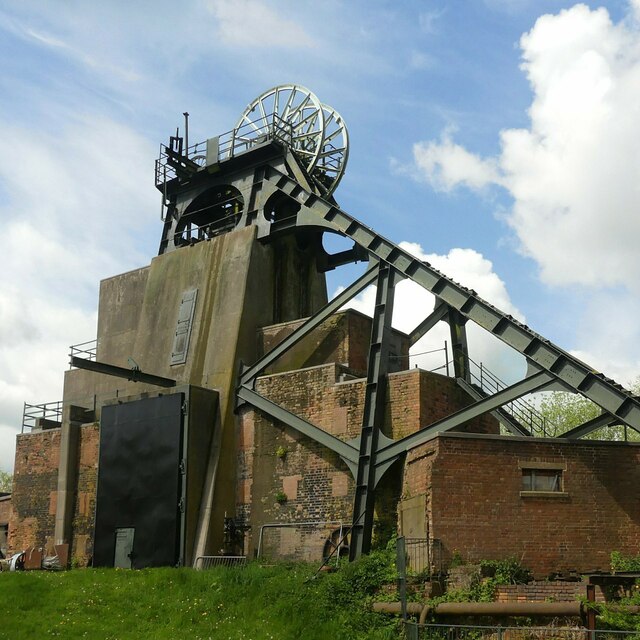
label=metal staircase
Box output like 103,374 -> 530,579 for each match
463,357 -> 552,437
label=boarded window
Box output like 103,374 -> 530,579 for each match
521,468 -> 562,492
171,289 -> 198,365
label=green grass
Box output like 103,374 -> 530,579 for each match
0,556 -> 400,639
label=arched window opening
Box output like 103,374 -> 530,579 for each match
175,186 -> 244,246
264,192 -> 301,225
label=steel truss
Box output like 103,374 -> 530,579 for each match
236,163 -> 640,560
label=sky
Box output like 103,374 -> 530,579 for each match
1,0 -> 640,472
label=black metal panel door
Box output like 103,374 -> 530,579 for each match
93,394 -> 184,568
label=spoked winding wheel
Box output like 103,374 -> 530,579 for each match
236,85 -> 349,198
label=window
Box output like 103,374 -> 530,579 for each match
519,461 -> 567,497
521,468 -> 562,492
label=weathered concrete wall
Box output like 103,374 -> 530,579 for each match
21,225 -> 329,559
62,228 -> 275,417
404,433 -> 640,577
97,267 -> 150,365
270,234 -> 328,323
63,227 -> 327,414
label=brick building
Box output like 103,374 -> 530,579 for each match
9,302 -> 640,577
7,99 -> 640,577
236,313 -> 640,576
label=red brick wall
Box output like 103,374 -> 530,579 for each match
237,364 -> 354,559
418,433 -> 640,577
496,581 -> 606,603
8,429 -> 61,553
0,497 -> 11,524
257,310 -> 410,378
70,423 -> 99,566
237,364 -> 498,559
8,425 -> 100,563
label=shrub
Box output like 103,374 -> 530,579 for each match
611,551 -> 640,572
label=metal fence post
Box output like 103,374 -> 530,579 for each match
396,536 -> 407,622
587,583 -> 596,640
405,621 -> 419,640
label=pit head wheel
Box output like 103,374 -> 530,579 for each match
236,85 -> 349,197
313,103 -> 349,197
235,84 -> 324,172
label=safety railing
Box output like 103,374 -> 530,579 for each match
22,400 -> 63,433
467,357 -> 552,437
405,623 -> 640,640
218,112 -> 294,160
69,339 -> 97,364
257,521 -> 347,566
401,342 -> 550,436
20,386 -> 158,433
155,113 -> 294,188
171,210 -> 242,246
392,344 -> 450,376
194,555 -> 247,570
405,538 -> 444,576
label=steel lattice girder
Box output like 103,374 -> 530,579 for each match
257,165 -> 640,431
239,263 -> 379,388
457,378 -> 532,437
349,263 -> 398,559
234,162 -> 640,561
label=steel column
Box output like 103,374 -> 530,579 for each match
349,263 -> 398,561
409,302 -> 448,346
447,308 -> 470,382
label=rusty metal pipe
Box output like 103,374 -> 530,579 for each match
434,602 -> 583,617
373,601 -> 582,617
374,601 -> 640,619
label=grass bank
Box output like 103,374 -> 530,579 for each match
0,552 -> 400,639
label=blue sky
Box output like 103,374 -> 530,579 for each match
1,0 -> 640,471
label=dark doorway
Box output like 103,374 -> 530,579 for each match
93,394 -> 184,568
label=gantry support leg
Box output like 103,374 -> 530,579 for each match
448,308 -> 470,382
349,262 -> 398,561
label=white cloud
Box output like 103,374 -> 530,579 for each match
413,130 -> 501,191
0,115 -> 157,472
568,289 -> 640,386
411,3 -> 640,291
337,242 -> 526,384
207,0 -> 316,49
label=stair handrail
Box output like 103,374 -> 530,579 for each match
466,357 -> 554,437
